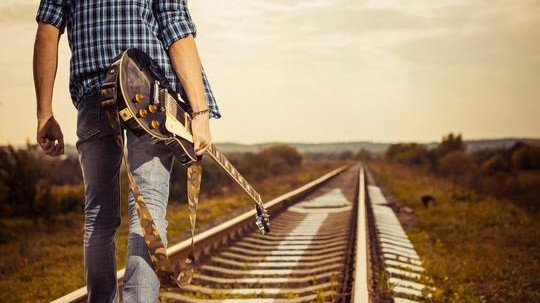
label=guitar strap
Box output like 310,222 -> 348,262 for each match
100,59 -> 200,287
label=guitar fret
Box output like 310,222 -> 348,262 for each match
207,144 -> 262,206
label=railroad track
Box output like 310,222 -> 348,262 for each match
52,164 -> 431,303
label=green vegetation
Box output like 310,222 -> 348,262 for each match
369,161 -> 540,302
384,133 -> 540,211
0,143 -> 342,302
0,144 -> 83,224
369,133 -> 540,301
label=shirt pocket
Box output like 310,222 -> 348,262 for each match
76,91 -> 101,141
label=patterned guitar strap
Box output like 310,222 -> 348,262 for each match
100,59 -> 201,288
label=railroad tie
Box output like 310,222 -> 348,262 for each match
160,168 -> 359,303
367,184 -> 435,302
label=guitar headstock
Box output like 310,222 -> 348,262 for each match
255,205 -> 271,234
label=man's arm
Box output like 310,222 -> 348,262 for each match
33,22 -> 64,156
168,35 -> 211,155
153,0 -> 212,155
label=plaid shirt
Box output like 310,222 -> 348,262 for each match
36,0 -> 220,118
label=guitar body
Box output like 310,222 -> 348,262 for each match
116,49 -> 198,166
110,48 -> 270,233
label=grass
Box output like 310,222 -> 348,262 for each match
369,161 -> 540,303
0,160 -> 342,303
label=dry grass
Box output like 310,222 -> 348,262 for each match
369,161 -> 540,303
0,160 -> 342,302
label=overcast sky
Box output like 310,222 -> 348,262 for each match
0,0 -> 539,146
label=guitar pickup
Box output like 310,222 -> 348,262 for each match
152,80 -> 160,106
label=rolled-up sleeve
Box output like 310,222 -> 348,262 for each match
154,0 -> 197,50
36,0 -> 67,33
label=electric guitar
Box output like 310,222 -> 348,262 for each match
112,48 -> 270,234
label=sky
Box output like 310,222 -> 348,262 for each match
0,0 -> 539,146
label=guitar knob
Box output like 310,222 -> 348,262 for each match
134,93 -> 145,103
148,104 -> 157,113
150,120 -> 160,129
138,109 -> 148,118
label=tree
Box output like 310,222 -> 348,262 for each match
355,148 -> 372,161
259,145 -> 302,176
338,151 -> 353,160
386,143 -> 429,166
437,150 -> 474,189
436,133 -> 465,158
510,142 -> 540,170
481,153 -> 510,174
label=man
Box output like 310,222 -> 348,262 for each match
33,1 -> 220,302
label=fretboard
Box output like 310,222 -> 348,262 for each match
206,144 -> 263,204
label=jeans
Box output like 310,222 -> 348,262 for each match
75,90 -> 173,302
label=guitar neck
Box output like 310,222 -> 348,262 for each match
206,144 -> 262,205
164,94 -> 262,205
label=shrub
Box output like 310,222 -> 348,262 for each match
511,142 -> 540,170
0,144 -> 53,221
259,145 -> 303,176
169,145 -> 304,202
50,185 -> 85,213
386,143 -> 429,166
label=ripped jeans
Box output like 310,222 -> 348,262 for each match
75,90 -> 173,302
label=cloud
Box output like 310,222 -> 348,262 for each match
1,0 -> 539,145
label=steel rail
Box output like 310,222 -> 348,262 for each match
50,165 -> 349,303
352,167 -> 371,302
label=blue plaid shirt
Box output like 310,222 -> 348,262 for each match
36,0 -> 220,118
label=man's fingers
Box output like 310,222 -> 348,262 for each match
194,139 -> 210,155
51,141 -> 63,156
195,146 -> 208,156
39,139 -> 54,153
58,136 -> 65,154
42,139 -> 53,149
40,138 -> 65,156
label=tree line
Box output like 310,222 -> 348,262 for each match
384,133 -> 540,210
0,143 -> 304,222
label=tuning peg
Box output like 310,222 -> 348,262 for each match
148,104 -> 157,113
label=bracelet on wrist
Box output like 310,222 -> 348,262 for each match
191,108 -> 210,118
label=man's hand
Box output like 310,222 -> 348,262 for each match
37,115 -> 64,157
192,114 -> 211,155
34,23 -> 63,156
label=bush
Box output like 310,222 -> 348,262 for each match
169,145 -> 304,202
259,145 -> 302,176
437,150 -> 475,178
481,153 -> 511,174
381,135 -> 540,211
50,185 -> 85,213
386,143 -> 429,166
0,144 -> 53,221
435,133 -> 465,158
511,142 -> 540,170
